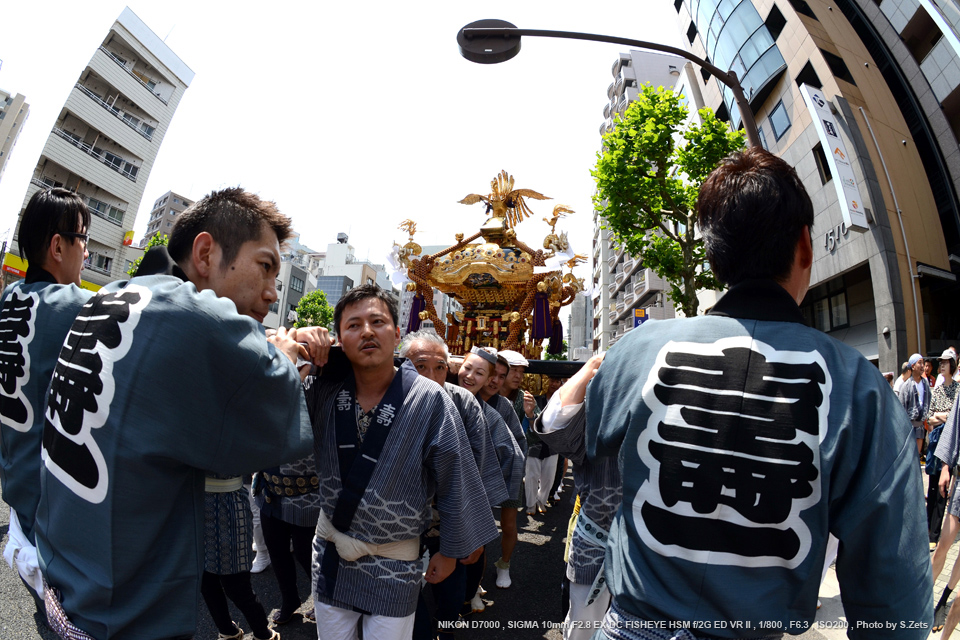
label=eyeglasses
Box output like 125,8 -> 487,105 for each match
61,232 -> 89,246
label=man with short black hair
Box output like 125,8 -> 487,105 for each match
894,361 -> 912,394
585,148 -> 930,637
1,188 -> 93,616
35,187 -> 331,640
305,285 -> 496,640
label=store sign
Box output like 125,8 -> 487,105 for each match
799,84 -> 869,231
634,308 -> 649,327
2,253 -> 27,278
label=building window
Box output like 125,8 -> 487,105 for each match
801,279 -> 849,332
795,60 -> 822,89
173,198 -> 179,204
366,278 -> 374,286
765,4 -> 787,41
787,0 -> 817,19
757,125 -> 769,150
819,49 -> 856,85
687,22 -> 698,44
813,143 -> 832,185
290,276 -> 305,293
769,100 -> 791,140
674,0 -> 683,12
269,301 -> 279,313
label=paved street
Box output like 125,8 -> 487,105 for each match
0,470 -> 945,639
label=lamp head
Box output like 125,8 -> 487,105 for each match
457,19 -> 521,64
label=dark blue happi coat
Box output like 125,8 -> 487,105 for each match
35,273 -> 314,640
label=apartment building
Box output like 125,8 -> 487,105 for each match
142,190 -> 193,245
672,0 -> 960,370
0,89 -> 28,185
6,7 -> 193,289
593,51 -> 705,353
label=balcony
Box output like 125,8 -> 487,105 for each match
623,257 -> 635,273
607,282 -> 616,296
624,290 -> 635,306
616,300 -> 625,314
615,271 -> 624,286
52,127 -> 139,182
84,262 -> 111,276
634,271 -> 647,293
99,47 -> 168,105
607,253 -> 617,270
75,83 -> 153,141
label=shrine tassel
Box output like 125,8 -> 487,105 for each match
407,293 -> 425,333
531,292 -> 552,340
548,317 -> 564,355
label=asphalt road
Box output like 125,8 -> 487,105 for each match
0,473 -> 847,640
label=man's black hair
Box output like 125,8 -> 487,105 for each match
17,188 -> 90,267
333,284 -> 399,336
168,187 -> 292,269
697,147 -> 814,287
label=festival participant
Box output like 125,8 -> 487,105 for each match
0,188 -> 93,615
532,355 -> 622,640
35,187 -> 332,640
480,354 -> 527,589
255,452 -> 321,626
401,331 -> 507,640
304,285 -> 497,640
585,148 -> 930,638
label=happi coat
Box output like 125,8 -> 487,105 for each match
306,361 -> 498,618
35,264 -> 314,640
586,279 -> 931,639
445,382 -> 510,507
0,269 -> 93,543
533,402 -> 622,586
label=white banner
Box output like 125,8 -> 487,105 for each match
799,84 -> 869,231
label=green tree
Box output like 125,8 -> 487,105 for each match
592,84 -> 745,317
294,289 -> 334,330
126,233 -> 168,276
544,339 -> 568,361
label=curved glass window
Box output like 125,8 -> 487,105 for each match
692,0 -> 786,129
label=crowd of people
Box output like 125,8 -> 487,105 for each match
0,145 -> 945,640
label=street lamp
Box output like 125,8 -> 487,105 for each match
456,19 -> 761,149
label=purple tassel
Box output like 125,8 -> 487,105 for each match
531,292 -> 551,339
548,318 -> 564,355
407,293 -> 425,333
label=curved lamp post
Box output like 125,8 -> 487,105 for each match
457,19 -> 761,149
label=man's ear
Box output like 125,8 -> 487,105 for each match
796,225 -> 813,270
48,234 -> 66,267
191,232 -> 217,279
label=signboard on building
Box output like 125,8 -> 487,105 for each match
634,308 -> 649,327
798,84 -> 869,231
123,230 -> 135,246
2,253 -> 27,278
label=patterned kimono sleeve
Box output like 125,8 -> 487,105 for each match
532,405 -> 587,466
429,392 -> 500,558
831,366 -> 932,638
934,393 -> 960,468
449,386 -> 509,507
495,395 -> 528,460
483,404 -> 524,500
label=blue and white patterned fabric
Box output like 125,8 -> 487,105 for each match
306,361 -> 498,617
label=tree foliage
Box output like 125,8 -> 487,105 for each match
126,233 -> 169,276
592,84 -> 745,316
544,339 -> 568,361
294,289 -> 334,330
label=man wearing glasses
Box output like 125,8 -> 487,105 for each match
0,188 -> 93,618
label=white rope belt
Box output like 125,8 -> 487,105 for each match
316,509 -> 420,562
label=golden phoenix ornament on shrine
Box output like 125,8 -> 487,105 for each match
397,171 -> 586,358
